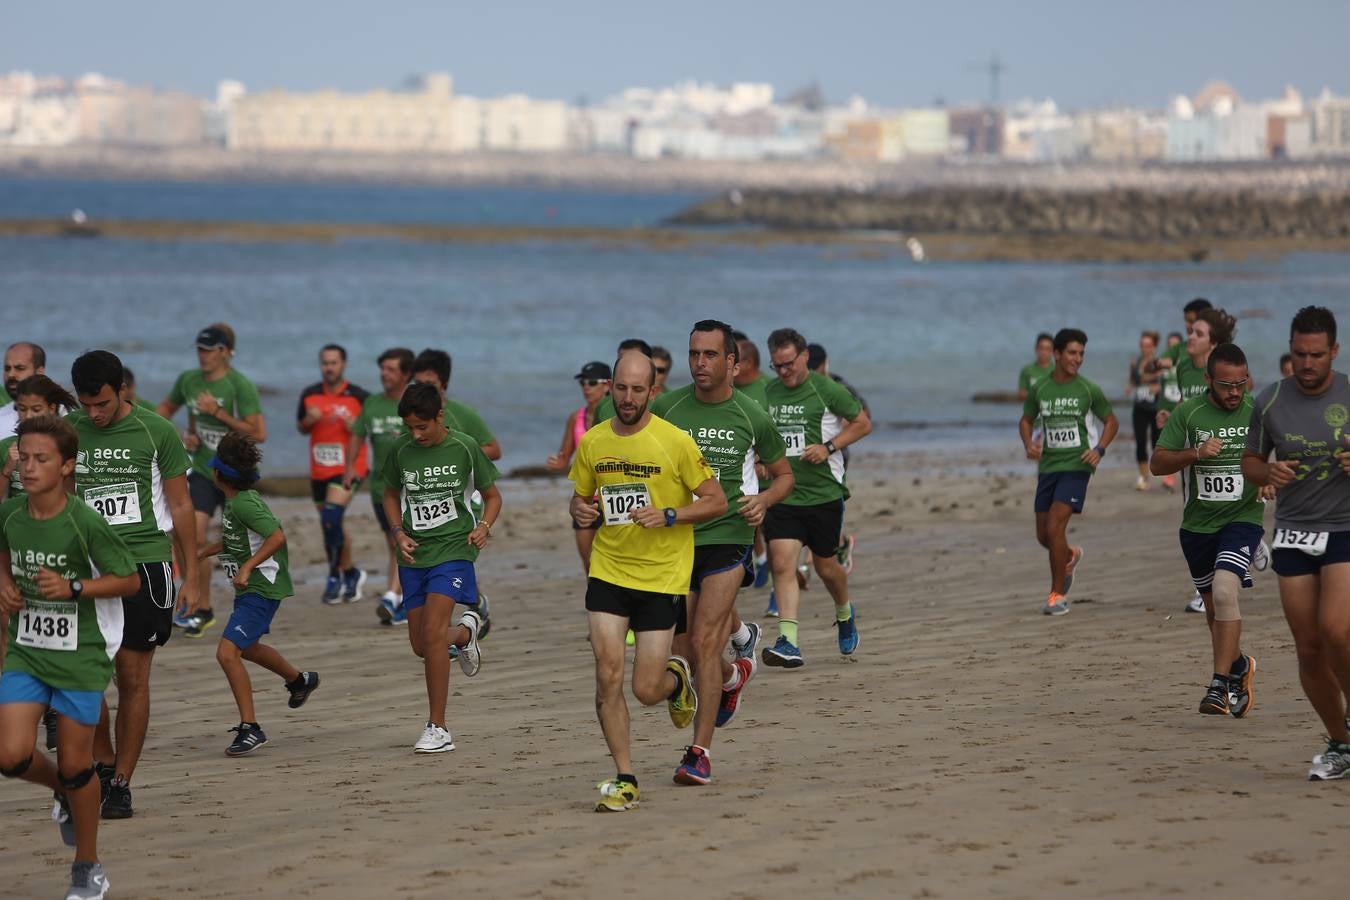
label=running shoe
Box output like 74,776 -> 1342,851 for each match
1253,541 -> 1271,573
595,776 -> 639,812
753,557 -> 769,589
475,591 -> 491,640
765,591 -> 779,618
101,777 -> 133,820
448,645 -> 460,661
673,745 -> 712,786
225,723 -> 267,757
53,792 -> 75,846
172,606 -> 192,629
43,707 -> 58,752
413,722 -> 455,753
1134,475 -> 1149,491
1163,473 -> 1176,492
456,610 -> 482,677
1228,654 -> 1256,718
1062,546 -> 1084,596
626,628 -> 635,647
796,563 -> 811,590
1309,741 -> 1350,780
1184,592 -> 1206,614
341,568 -> 366,603
1198,677 -> 1230,715
183,608 -> 216,638
321,575 -> 343,605
287,671 -> 320,709
762,635 -> 804,668
65,861 -> 110,900
377,595 -> 399,625
717,657 -> 757,727
837,534 -> 856,575
96,762 -> 112,805
1043,593 -> 1070,616
1313,721 -> 1350,763
731,622 -> 761,661
836,609 -> 860,655
666,656 -> 697,728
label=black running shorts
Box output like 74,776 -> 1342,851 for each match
121,561 -> 176,651
585,578 -> 680,632
763,500 -> 844,559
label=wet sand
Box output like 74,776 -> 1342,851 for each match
1,448 -> 1343,898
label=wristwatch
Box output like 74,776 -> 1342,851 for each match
824,439 -> 838,454
1093,445 -> 1107,457
69,579 -> 84,600
663,507 -> 677,528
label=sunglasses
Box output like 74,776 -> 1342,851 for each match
1212,379 -> 1247,391
580,379 -> 609,387
654,366 -> 669,375
771,350 -> 804,372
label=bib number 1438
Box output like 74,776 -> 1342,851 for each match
16,602 -> 78,651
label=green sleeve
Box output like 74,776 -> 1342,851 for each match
0,499 -> 19,552
457,403 -> 495,445
234,492 -> 281,539
167,372 -> 188,407
1089,381 -> 1113,421
649,393 -> 672,417
1156,405 -> 1188,451
466,437 -> 499,491
352,403 -> 370,438
1021,385 -> 1040,421
379,442 -> 403,496
81,505 -> 138,577
752,406 -> 787,464
153,417 -> 192,479
1018,365 -> 1032,393
234,374 -> 263,418
820,376 -> 863,420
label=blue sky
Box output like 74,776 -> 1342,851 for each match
7,1 -> 1346,108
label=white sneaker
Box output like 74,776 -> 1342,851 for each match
1253,541 -> 1271,572
456,610 -> 482,677
413,722 -> 455,753
1184,592 -> 1206,613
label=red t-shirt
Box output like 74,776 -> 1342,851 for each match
297,380 -> 370,480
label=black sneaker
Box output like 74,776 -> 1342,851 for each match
95,762 -> 113,805
225,723 -> 268,757
1227,654 -> 1255,718
102,777 -> 133,819
475,591 -> 491,640
287,671 -> 320,709
1199,677 -> 1230,715
43,707 -> 58,752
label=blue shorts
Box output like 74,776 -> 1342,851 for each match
1179,524 -> 1261,592
223,593 -> 280,650
400,560 -> 478,611
1272,530 -> 1350,578
0,670 -> 103,726
1034,471 -> 1092,514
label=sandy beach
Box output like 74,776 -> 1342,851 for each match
1,446 -> 1343,899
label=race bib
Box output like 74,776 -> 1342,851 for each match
1273,528 -> 1329,557
1163,383 -> 1182,403
409,493 -> 457,532
15,601 -> 78,652
1044,423 -> 1081,450
313,443 -> 344,468
779,425 -> 806,458
600,482 -> 652,526
83,482 -> 142,526
1196,467 -> 1243,502
222,560 -> 240,580
1134,385 -> 1155,403
198,425 -> 226,451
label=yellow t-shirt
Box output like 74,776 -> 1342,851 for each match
569,414 -> 715,595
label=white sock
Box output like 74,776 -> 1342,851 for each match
753,552 -> 767,566
723,666 -> 743,692
731,623 -> 752,647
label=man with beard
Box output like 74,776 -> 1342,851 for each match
0,343 -> 47,439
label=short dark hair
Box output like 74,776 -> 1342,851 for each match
412,349 -> 452,388
123,366 -> 137,386
398,381 -> 443,421
1141,330 -> 1160,346
617,338 -> 653,358
17,414 -> 78,462
1053,328 -> 1087,352
71,350 -> 126,397
691,319 -> 738,361
8,341 -> 46,369
1279,353 -> 1292,369
1207,342 -> 1248,378
1183,298 -> 1213,315
1035,333 -> 1054,346
215,431 -> 262,490
320,343 -> 347,362
767,328 -> 807,354
731,329 -> 749,342
1291,305 -> 1337,345
736,337 -> 760,367
1167,331 -> 1184,343
650,345 -> 672,364
378,347 -> 415,374
1195,308 -> 1237,346
14,375 -> 77,412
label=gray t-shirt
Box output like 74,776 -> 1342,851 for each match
1246,373 -> 1350,531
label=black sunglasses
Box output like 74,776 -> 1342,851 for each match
580,379 -> 609,387
654,366 -> 669,375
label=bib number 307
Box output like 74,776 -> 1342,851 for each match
16,602 -> 78,652
1273,528 -> 1329,557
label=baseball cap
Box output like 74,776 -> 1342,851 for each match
195,326 -> 234,351
807,343 -> 827,371
575,361 -> 611,381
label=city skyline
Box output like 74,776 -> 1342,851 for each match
4,0 -> 1347,110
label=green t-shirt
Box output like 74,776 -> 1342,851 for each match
736,373 -> 772,411
221,490 -> 292,601
1018,361 -> 1054,396
1156,393 -> 1263,533
0,436 -> 21,498
0,495 -> 138,691
1157,354 -> 1207,414
380,430 -> 499,568
167,368 -> 263,476
1023,374 -> 1114,474
352,393 -> 406,499
69,404 -> 192,564
595,394 -> 616,423
442,398 -> 495,446
651,385 -> 787,546
765,371 -> 864,506
133,397 -> 156,413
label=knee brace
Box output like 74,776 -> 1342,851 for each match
58,766 -> 96,791
320,503 -> 346,563
1211,569 -> 1242,622
0,754 -> 32,778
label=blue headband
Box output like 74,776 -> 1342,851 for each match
209,455 -> 258,484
